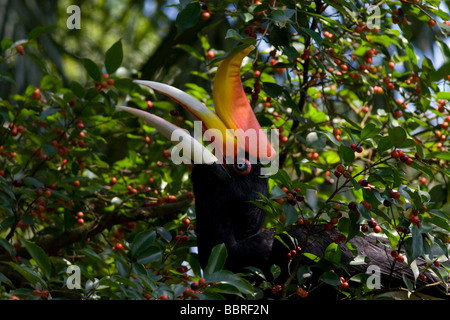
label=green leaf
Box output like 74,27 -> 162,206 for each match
300,27 -> 323,46
40,74 -> 60,90
225,29 -> 257,45
0,237 -> 13,255
70,81 -> 85,98
80,248 -> 109,268
282,202 -> 299,226
270,185 -> 288,199
402,274 -> 414,296
324,242 -> 341,263
204,270 -> 254,296
319,130 -> 342,146
319,271 -> 342,286
2,262 -> 47,288
156,226 -> 172,242
361,123 -> 380,140
339,144 -> 355,164
426,151 -> 450,161
1,38 -> 13,51
389,127 -> 407,148
411,225 -> 424,261
296,265 -> 312,285
136,246 -> 162,264
437,92 -> 450,100
40,108 -> 61,121
0,74 -> 15,85
28,25 -> 56,39
306,132 -> 327,150
378,136 -> 394,153
22,240 -> 52,280
82,58 -> 101,82
204,243 -> 227,275
23,177 -> 45,189
270,264 -> 281,279
104,39 -> 123,74
175,2 -> 201,34
130,230 -> 156,258
0,272 -> 14,288
175,44 -> 204,61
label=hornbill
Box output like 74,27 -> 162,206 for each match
118,46 -> 449,299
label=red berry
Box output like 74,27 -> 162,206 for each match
373,225 -> 381,233
410,215 -> 420,224
391,250 -> 399,258
159,294 -> 169,300
359,179 -> 368,187
368,218 -> 377,228
394,110 -> 402,119
201,11 -> 211,21
186,191 -> 194,200
428,19 -> 436,27
391,150 -> 400,158
77,218 -> 84,226
296,287 -> 308,298
206,50 -> 215,59
115,243 -> 124,251
31,88 -> 41,100
110,177 -> 117,185
361,201 -> 371,210
373,86 -> 383,94
348,202 -> 357,211
16,45 -> 25,55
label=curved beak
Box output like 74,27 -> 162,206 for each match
117,106 -> 218,165
213,45 -> 276,162
118,45 -> 276,165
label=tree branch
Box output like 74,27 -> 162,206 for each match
4,199 -> 193,258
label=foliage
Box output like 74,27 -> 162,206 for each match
1,0 -> 450,300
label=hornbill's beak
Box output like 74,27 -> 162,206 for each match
118,45 -> 276,170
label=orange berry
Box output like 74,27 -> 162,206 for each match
16,45 -> 25,55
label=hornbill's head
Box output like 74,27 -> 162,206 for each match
118,45 -> 277,270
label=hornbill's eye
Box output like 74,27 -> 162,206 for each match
233,159 -> 252,175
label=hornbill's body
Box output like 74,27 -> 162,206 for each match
119,46 -> 449,299
192,163 -> 273,272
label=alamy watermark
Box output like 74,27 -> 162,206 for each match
366,265 -> 381,290
66,5 -> 81,30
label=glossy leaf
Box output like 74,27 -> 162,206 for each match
105,39 -> 123,74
